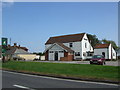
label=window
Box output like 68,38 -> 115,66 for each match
69,43 -> 73,47
113,53 -> 115,56
84,38 -> 87,41
102,52 -> 105,57
87,53 -> 93,56
59,51 -> 64,53
49,51 -> 53,53
85,43 -> 87,48
83,52 -> 86,56
75,52 -> 80,56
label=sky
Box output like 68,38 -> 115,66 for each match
2,2 -> 118,52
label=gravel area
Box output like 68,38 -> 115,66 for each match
34,60 -> 119,66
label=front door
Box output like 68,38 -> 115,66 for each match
54,51 -> 58,61
102,52 -> 105,58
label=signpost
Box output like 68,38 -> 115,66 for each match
1,38 -> 8,63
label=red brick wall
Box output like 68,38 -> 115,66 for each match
64,51 -> 68,57
60,52 -> 74,61
68,55 -> 74,61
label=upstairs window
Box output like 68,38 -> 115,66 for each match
69,43 -> 73,48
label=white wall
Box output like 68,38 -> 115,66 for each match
63,41 -> 82,59
94,48 -> 108,59
41,56 -> 45,60
45,33 -> 93,60
112,47 -> 116,59
81,34 -> 93,59
108,44 -> 116,59
94,44 -> 116,60
49,44 -> 64,60
108,44 -> 112,59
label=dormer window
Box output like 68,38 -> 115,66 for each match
84,38 -> 87,41
69,43 -> 73,47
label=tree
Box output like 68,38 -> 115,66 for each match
101,39 -> 118,50
33,52 -> 45,56
87,34 -> 101,47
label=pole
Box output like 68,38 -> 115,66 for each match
10,38 -> 11,46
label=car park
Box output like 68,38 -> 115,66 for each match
90,55 -> 106,65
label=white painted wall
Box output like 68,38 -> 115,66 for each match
94,45 -> 116,60
63,41 -> 82,59
112,47 -> 116,59
49,51 -> 54,60
48,44 -> 64,60
108,44 -> 112,59
108,44 -> 116,59
40,56 -> 45,60
81,34 -> 93,59
94,48 -> 108,59
45,33 -> 93,60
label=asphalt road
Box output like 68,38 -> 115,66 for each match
2,70 -> 119,89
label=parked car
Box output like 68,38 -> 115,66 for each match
90,55 -> 106,65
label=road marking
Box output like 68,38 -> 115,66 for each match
2,70 -> 118,86
13,84 -> 35,90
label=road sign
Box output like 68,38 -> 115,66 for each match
1,38 -> 8,54
2,38 -> 8,46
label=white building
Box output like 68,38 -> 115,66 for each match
94,43 -> 116,60
5,43 -> 37,60
44,33 -> 93,61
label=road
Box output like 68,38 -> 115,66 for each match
2,70 -> 119,89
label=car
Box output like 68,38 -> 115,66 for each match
90,55 -> 106,65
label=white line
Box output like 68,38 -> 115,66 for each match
13,84 -> 35,90
2,70 -> 118,86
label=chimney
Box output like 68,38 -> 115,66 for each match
14,43 -> 17,47
7,44 -> 11,49
8,44 -> 10,47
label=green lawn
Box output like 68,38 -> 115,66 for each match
2,61 -> 119,81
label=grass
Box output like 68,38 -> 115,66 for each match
2,61 -> 119,81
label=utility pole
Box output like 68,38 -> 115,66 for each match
10,38 -> 11,46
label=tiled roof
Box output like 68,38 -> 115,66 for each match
5,47 -> 16,55
56,43 -> 74,53
94,44 -> 110,49
11,46 -> 28,51
0,45 -> 28,55
45,33 -> 85,45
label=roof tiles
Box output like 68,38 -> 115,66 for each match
45,33 -> 85,45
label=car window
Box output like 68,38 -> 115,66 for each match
92,55 -> 102,59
